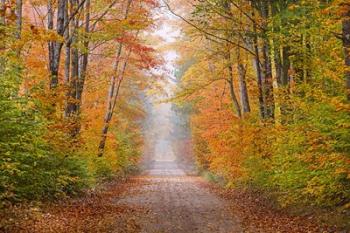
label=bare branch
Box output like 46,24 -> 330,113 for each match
162,0 -> 256,57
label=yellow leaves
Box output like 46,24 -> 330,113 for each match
288,4 -> 299,11
330,97 -> 350,112
335,167 -> 348,175
305,177 -> 325,194
37,29 -> 65,43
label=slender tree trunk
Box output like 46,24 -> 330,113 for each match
76,0 -> 90,108
281,46 -> 290,87
15,0 -> 22,39
275,46 -> 283,86
63,0 -> 71,120
0,0 -> 6,73
98,47 -> 131,157
237,63 -> 250,113
98,0 -> 133,157
69,46 -> 79,112
277,46 -> 293,124
65,0 -> 79,115
275,48 -> 291,87
98,61 -> 124,157
65,0 -> 90,135
64,45 -> 71,84
64,45 -> 71,114
233,2 -> 251,115
64,1 -> 70,85
226,52 -> 242,118
251,2 -> 266,119
48,0 -> 66,89
47,0 -> 54,79
0,0 -> 5,25
236,48 -> 251,113
260,0 -> 275,120
228,78 -> 242,119
342,3 -> 350,100
262,41 -> 275,119
222,2 -> 242,118
301,33 -> 308,83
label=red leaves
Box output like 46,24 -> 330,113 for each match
115,33 -> 160,70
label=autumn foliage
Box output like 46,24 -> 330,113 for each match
173,0 -> 350,213
0,0 -> 350,231
0,0 -> 159,216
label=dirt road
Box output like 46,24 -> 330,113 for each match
112,93 -> 240,232
4,76 -> 343,233
115,160 -> 242,233
12,98 -> 338,233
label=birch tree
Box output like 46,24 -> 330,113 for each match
98,0 -> 133,157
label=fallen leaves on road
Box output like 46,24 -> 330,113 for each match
1,177 -> 348,233
199,180 -> 347,233
1,179 -> 145,233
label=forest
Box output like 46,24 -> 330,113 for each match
0,0 -> 349,232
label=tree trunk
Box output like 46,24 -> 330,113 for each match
0,0 -> 6,73
228,78 -> 242,119
274,45 -> 283,86
68,45 -> 79,113
254,48 -> 266,118
65,0 -> 78,115
65,0 -> 90,135
64,2 -> 70,85
226,52 -> 242,118
253,43 -> 267,119
251,2 -> 266,119
48,0 -> 66,89
236,48 -> 251,114
260,0 -> 275,120
63,2 -> 71,119
98,46 -> 129,157
15,0 -> 22,39
281,46 -> 291,87
76,0 -> 90,109
342,3 -> 350,100
98,0 -> 133,157
47,0 -> 54,80
301,33 -> 309,83
0,0 -> 5,25
276,46 -> 293,124
262,40 -> 275,119
237,63 -> 250,113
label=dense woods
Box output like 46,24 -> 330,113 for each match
0,0 -> 350,231
172,0 -> 350,212
0,0 -> 158,207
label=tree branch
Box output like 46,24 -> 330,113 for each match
162,0 -> 256,57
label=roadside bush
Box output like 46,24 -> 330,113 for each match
0,53 -> 91,206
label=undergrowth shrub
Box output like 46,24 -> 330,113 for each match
0,52 -> 91,206
0,32 -> 142,207
191,86 -> 350,208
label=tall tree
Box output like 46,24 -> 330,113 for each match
98,0 -> 133,157
257,0 -> 275,119
47,0 -> 67,89
341,2 -> 350,100
237,47 -> 251,113
15,0 -> 22,39
226,50 -> 242,118
0,0 -> 5,25
65,0 -> 80,119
